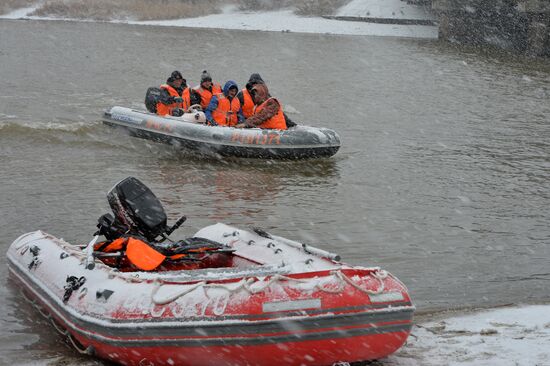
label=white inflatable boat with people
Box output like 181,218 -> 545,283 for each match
102,71 -> 341,159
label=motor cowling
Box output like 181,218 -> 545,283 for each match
106,177 -> 168,242
145,87 -> 161,113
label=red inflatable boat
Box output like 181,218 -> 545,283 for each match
7,178 -> 414,366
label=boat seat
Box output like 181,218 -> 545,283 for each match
151,237 -> 232,256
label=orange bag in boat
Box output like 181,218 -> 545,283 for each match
126,237 -> 166,271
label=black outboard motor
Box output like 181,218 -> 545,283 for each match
97,177 -> 185,243
145,87 -> 162,113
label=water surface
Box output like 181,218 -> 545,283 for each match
1,19 -> 549,365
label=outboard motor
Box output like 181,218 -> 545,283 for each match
97,177 -> 185,242
144,87 -> 161,113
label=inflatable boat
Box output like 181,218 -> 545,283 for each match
8,178 -> 413,366
102,106 -> 341,159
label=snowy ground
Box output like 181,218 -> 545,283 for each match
0,4 -> 438,39
393,305 -> 550,366
132,7 -> 437,39
0,5 -> 37,19
337,0 -> 434,21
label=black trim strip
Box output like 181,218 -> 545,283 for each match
87,323 -> 413,347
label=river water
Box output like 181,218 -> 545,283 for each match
0,19 -> 549,365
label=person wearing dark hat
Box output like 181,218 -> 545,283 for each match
237,73 -> 296,128
156,71 -> 186,117
235,83 -> 287,130
193,70 -> 222,110
205,80 -> 244,127
237,73 -> 264,119
156,71 -> 201,116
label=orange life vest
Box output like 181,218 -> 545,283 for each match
195,83 -> 222,109
182,88 -> 192,110
254,98 -> 287,130
94,237 -> 166,271
125,238 -> 166,271
212,94 -> 241,126
157,84 -> 184,116
94,237 -> 126,252
241,89 -> 255,118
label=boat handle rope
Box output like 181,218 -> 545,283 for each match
58,239 -> 390,300
313,276 -> 347,294
14,233 -> 43,250
332,269 -> 388,295
243,276 -> 283,294
50,316 -> 92,355
66,333 -> 95,355
151,281 -> 207,305
150,270 -> 388,306
19,289 -> 94,355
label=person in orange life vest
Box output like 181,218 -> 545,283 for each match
235,83 -> 287,130
194,70 -> 222,110
205,80 -> 244,127
156,71 -> 201,117
237,73 -> 264,119
237,73 -> 296,128
156,71 -> 186,117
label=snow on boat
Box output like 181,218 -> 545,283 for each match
102,106 -> 341,159
7,178 -> 413,366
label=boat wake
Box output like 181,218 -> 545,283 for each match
0,120 -> 100,135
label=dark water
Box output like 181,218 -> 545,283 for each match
1,19 -> 549,364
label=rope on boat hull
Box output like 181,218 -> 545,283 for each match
19,289 -> 94,356
150,269 -> 389,306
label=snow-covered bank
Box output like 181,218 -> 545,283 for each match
337,0 -> 433,21
394,304 -> 550,366
0,5 -> 36,19
0,5 -> 437,39
133,8 -> 437,39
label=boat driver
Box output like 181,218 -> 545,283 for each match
235,83 -> 287,130
237,73 -> 296,128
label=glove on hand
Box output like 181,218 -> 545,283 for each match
171,108 -> 184,117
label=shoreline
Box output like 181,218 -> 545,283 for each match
397,303 -> 550,366
0,6 -> 438,39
